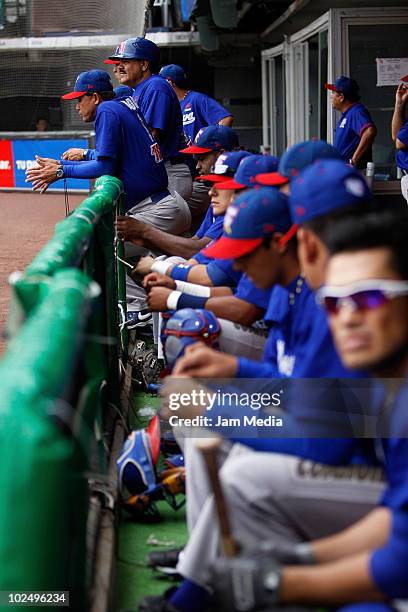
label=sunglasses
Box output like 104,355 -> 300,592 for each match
317,279 -> 408,315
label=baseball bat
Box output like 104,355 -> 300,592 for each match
196,437 -> 239,558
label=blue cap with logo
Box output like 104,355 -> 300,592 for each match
61,70 -> 113,100
180,125 -> 239,155
107,37 -> 160,71
203,187 -> 291,260
160,64 -> 188,88
199,150 -> 251,183
256,140 -> 341,186
288,159 -> 372,226
114,85 -> 134,98
325,76 -> 360,100
216,154 -> 279,190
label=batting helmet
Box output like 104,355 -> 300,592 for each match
108,37 -> 160,72
162,308 -> 221,369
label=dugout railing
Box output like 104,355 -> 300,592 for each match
0,175 -> 127,611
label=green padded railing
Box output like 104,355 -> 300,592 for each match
0,176 -> 127,610
0,269 -> 97,609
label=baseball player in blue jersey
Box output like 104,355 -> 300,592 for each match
141,172 -> 385,612
391,75 -> 408,202
159,64 -> 233,146
106,38 -> 193,202
25,70 -> 191,235
325,76 -> 376,169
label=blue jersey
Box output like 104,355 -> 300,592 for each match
94,95 -> 168,210
195,206 -> 225,241
237,278 -> 362,379
396,120 -> 408,170
133,75 -> 186,160
181,91 -> 231,144
334,103 -> 374,163
235,274 -> 271,310
206,258 -> 242,287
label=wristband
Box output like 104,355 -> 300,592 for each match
175,281 -> 211,297
152,260 -> 173,276
293,542 -> 316,565
178,294 -> 208,309
166,290 -> 182,310
170,264 -> 193,281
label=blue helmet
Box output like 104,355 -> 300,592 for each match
108,37 -> 160,72
162,308 -> 221,369
114,85 -> 134,98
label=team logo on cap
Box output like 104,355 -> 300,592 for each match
344,177 -> 365,197
118,40 -> 126,55
195,128 -> 205,142
223,206 -> 239,235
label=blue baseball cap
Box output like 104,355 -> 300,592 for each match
325,76 -> 360,100
107,38 -> 160,70
203,187 -> 291,260
61,70 -> 113,100
114,85 -> 134,97
279,159 -> 372,246
198,150 -> 251,183
216,154 -> 279,190
256,140 -> 341,186
180,125 -> 239,155
160,64 -> 188,88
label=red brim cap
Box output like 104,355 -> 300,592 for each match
104,58 -> 119,65
279,224 -> 299,247
256,172 -> 289,186
215,178 -> 246,190
198,174 -> 229,183
61,91 -> 87,100
203,236 -> 263,260
179,145 -> 212,154
401,75 -> 408,83
324,83 -> 337,91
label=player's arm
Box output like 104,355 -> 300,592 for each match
392,84 -> 408,141
218,116 -> 234,127
280,553 -> 385,605
115,216 -> 212,258
351,125 -> 377,166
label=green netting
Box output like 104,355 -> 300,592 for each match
0,269 -> 95,607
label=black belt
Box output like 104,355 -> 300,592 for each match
150,189 -> 171,204
166,155 -> 186,165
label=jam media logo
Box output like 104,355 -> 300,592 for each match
150,143 -> 163,163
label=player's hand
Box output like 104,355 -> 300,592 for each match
396,83 -> 408,107
134,255 -> 155,276
115,215 -> 147,242
25,156 -> 60,193
146,286 -> 172,311
143,272 -> 176,291
172,342 -> 239,378
62,147 -> 86,161
212,547 -> 282,611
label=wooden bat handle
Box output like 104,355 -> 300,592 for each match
197,437 -> 239,558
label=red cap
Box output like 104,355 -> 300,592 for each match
214,178 -> 246,190
324,83 -> 337,92
179,144 -> 212,154
203,236 -> 263,260
401,75 -> 408,83
256,172 -> 289,186
278,224 -> 299,247
198,174 -> 230,183
104,59 -> 120,65
61,91 -> 88,100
